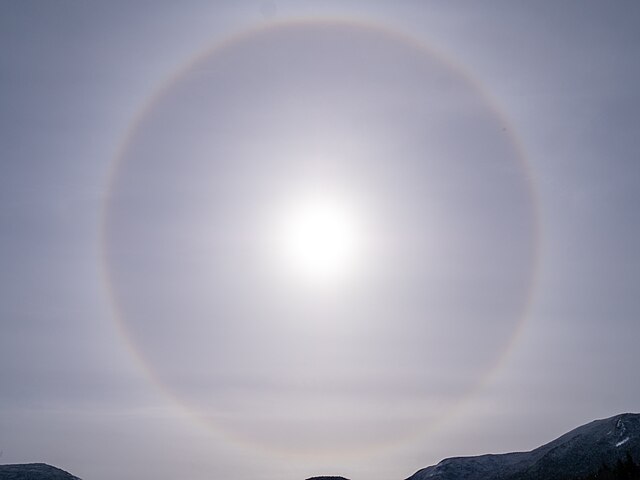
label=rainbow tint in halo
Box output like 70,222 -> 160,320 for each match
101,18 -> 540,458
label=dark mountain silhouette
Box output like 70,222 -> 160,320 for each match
306,477 -> 351,480
0,463 -> 80,480
406,413 -> 640,480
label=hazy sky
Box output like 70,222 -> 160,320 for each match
1,2 -> 639,480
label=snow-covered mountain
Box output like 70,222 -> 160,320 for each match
406,413 -> 640,480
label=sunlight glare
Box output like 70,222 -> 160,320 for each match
274,194 -> 363,286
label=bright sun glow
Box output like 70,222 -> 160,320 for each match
274,195 -> 363,285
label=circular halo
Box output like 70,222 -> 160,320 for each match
102,18 -> 539,457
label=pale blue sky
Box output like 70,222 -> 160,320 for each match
1,2 -> 639,480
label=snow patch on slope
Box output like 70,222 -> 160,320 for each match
615,437 -> 630,448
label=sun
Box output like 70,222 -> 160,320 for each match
273,194 -> 364,286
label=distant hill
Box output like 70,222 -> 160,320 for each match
406,413 -> 640,480
0,463 -> 80,480
306,477 -> 351,480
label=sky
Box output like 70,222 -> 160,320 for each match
1,2 -> 639,480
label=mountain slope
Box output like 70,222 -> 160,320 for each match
407,413 -> 640,480
0,463 -> 81,480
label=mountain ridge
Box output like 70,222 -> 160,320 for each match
0,463 -> 81,480
405,413 -> 640,480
